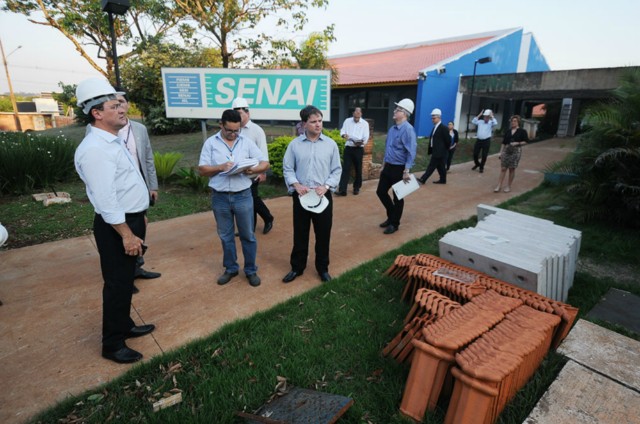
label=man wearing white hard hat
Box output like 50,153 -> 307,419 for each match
74,77 -> 156,364
376,99 -> 417,235
232,97 -> 274,234
471,109 -> 498,173
282,105 -> 342,283
418,108 -> 449,184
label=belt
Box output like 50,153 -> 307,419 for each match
213,188 -> 250,195
125,211 -> 146,217
478,137 -> 491,142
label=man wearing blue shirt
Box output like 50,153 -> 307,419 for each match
74,78 -> 156,364
282,105 -> 342,283
198,109 -> 270,287
376,99 -> 417,235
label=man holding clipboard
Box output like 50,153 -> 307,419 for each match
376,99 -> 417,235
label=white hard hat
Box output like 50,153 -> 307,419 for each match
483,109 -> 492,116
431,108 -> 442,116
394,98 -> 414,115
76,78 -> 118,114
299,190 -> 329,214
0,223 -> 8,247
232,97 -> 249,109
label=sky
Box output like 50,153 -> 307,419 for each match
1,0 -> 640,94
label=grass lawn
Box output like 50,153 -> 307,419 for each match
25,184 -> 640,424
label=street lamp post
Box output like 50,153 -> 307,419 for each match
465,56 -> 492,139
0,38 -> 23,132
101,0 -> 130,88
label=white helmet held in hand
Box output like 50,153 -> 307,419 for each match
483,109 -> 492,116
394,98 -> 415,115
76,78 -> 118,114
0,223 -> 8,247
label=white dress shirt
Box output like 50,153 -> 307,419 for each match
340,117 -> 370,147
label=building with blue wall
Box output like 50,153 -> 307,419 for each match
329,28 -> 550,137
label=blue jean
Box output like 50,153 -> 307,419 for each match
211,188 -> 257,275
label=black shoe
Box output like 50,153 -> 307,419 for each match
479,168 -> 484,173
247,274 -> 261,287
263,219 -> 274,234
379,220 -> 390,228
282,270 -> 303,283
334,191 -> 347,196
319,272 -> 332,282
217,271 -> 238,285
418,177 -> 426,184
132,284 -> 139,294
432,180 -> 446,184
472,165 -> 479,170
384,225 -> 398,234
135,268 -> 161,279
353,188 -> 360,195
127,324 -> 155,338
102,345 -> 143,364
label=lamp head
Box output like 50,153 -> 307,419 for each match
477,57 -> 492,64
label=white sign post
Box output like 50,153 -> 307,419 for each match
161,68 -> 331,121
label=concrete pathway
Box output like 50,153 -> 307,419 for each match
0,138 -> 577,423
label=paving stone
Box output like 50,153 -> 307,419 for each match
586,288 -> 640,335
557,319 -> 640,391
524,360 -> 640,424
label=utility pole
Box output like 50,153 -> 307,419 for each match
0,37 -> 22,132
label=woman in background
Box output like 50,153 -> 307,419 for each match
446,121 -> 458,171
495,115 -> 528,193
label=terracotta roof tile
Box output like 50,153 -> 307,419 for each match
330,36 -> 494,86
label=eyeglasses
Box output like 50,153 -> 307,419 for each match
105,103 -> 122,111
222,126 -> 241,134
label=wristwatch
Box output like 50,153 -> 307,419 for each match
324,184 -> 330,190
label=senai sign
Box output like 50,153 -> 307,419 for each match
161,68 -> 331,121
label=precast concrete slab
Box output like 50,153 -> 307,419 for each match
524,360 -> 640,424
586,288 -> 640,335
557,319 -> 640,391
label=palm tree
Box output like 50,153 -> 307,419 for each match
565,67 -> 640,227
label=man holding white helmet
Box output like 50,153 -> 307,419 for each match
471,109 -> 498,173
232,97 -> 274,234
418,108 -> 449,184
376,98 -> 417,235
74,77 -> 156,364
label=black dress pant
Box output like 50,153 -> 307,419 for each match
338,146 -> 364,192
290,192 -> 333,274
93,212 -> 146,350
446,147 -> 456,170
251,178 -> 273,228
473,138 -> 491,169
376,163 -> 405,227
420,155 -> 447,183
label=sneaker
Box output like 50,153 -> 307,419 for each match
247,274 -> 261,287
217,271 -> 238,285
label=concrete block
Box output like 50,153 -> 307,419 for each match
557,319 -> 640,391
524,360 -> 640,424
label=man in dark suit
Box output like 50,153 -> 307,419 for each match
418,108 -> 449,184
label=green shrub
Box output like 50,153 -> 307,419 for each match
154,151 -> 183,185
176,167 -> 209,192
144,105 -> 200,135
267,130 -> 345,179
0,131 -> 77,194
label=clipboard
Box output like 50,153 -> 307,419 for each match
220,158 -> 259,176
392,174 -> 420,200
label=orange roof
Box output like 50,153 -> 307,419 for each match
330,35 -> 495,86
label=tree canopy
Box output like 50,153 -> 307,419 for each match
174,0 -> 330,68
3,0 -> 186,81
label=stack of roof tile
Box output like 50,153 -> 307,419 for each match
445,305 -> 561,424
382,289 -> 461,363
399,291 -> 522,421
